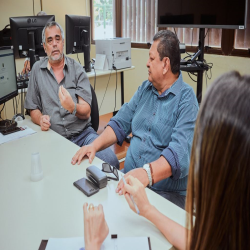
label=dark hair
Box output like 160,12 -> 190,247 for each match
186,71 -> 250,249
153,30 -> 180,74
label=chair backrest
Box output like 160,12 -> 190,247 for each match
90,85 -> 99,132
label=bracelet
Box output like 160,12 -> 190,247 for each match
71,103 -> 77,116
149,163 -> 154,185
143,163 -> 152,187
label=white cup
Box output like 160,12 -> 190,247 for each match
30,152 -> 43,182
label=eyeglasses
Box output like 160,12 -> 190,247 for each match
102,163 -> 119,181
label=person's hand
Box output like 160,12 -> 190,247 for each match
83,203 -> 109,250
39,115 -> 51,131
116,168 -> 149,195
21,60 -> 30,74
58,86 -> 75,113
71,144 -> 96,165
122,175 -> 152,217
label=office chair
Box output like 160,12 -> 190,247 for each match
90,85 -> 99,132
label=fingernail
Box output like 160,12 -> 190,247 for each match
119,190 -> 122,195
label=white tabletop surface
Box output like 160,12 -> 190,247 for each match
0,118 -> 186,250
86,66 -> 135,78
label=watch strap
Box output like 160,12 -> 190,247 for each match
143,163 -> 152,187
72,103 -> 77,116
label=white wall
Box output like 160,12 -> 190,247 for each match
122,49 -> 250,103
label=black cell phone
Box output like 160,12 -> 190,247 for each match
1,126 -> 21,135
73,177 -> 99,197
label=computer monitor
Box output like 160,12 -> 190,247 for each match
0,47 -> 18,106
65,15 -> 91,72
9,15 -> 55,69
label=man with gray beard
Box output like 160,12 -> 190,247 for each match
24,21 -> 119,169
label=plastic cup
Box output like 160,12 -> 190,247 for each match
30,152 -> 43,182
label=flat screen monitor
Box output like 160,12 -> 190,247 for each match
65,15 -> 91,72
0,47 -> 18,105
9,15 -> 55,59
157,0 -> 248,29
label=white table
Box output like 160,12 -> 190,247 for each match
0,118 -> 186,250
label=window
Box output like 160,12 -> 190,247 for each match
122,0 -> 157,43
166,28 -> 222,48
91,0 -> 115,40
91,0 -> 250,57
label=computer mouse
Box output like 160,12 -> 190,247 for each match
13,113 -> 25,122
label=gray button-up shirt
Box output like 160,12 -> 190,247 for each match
24,56 -> 92,139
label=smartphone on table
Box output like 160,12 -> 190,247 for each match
73,177 -> 99,197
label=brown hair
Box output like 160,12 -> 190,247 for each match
186,71 -> 250,249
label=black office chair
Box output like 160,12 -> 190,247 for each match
90,85 -> 99,132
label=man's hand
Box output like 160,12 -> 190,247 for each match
58,86 -> 75,113
116,168 -> 149,195
21,60 -> 30,74
71,144 -> 97,165
40,115 -> 51,131
83,203 -> 109,250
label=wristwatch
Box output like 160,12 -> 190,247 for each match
71,103 -> 77,116
143,163 -> 152,187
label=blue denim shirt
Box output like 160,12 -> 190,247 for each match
108,72 -> 198,195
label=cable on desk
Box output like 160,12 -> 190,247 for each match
99,69 -> 113,113
40,0 -> 43,11
4,103 -> 7,120
188,72 -> 197,82
33,0 -> 35,15
15,96 -> 18,114
114,68 -> 117,112
77,54 -> 81,65
0,103 -> 5,120
17,93 -> 21,111
184,54 -> 192,60
12,99 -> 16,115
93,65 -> 96,91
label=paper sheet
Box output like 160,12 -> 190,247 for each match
95,54 -> 109,70
0,125 -> 37,145
45,236 -> 150,250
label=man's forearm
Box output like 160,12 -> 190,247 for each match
150,156 -> 172,184
75,103 -> 91,120
92,126 -> 118,152
30,109 -> 42,126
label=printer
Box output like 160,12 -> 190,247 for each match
95,37 -> 131,70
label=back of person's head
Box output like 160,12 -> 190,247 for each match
42,21 -> 65,44
152,30 -> 180,75
186,71 -> 250,249
37,11 -> 47,16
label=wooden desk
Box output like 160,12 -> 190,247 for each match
98,112 -> 130,169
0,117 -> 187,250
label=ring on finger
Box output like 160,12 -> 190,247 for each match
88,204 -> 94,211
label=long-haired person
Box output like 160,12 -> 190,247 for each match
83,71 -> 250,250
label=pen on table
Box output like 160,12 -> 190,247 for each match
122,176 -> 140,215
